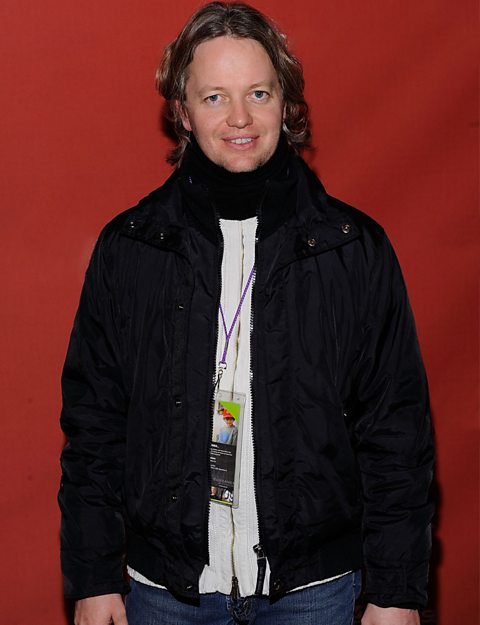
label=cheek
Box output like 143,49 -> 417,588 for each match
259,106 -> 284,130
188,110 -> 212,132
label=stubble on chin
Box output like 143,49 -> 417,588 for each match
220,151 -> 274,173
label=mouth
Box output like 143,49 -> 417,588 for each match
222,135 -> 259,150
227,137 -> 254,145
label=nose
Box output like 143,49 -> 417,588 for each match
226,99 -> 252,128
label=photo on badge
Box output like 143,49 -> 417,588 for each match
210,390 -> 245,508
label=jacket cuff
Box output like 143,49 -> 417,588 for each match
363,561 -> 429,609
61,549 -> 130,600
64,580 -> 131,601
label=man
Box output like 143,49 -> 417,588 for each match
59,3 -> 434,625
216,409 -> 238,445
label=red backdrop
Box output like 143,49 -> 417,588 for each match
0,1 -> 477,623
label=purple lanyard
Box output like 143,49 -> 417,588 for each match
217,264 -> 256,384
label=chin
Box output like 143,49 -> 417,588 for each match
224,163 -> 258,173
221,155 -> 269,173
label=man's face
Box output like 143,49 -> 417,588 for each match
223,416 -> 235,428
179,36 -> 284,173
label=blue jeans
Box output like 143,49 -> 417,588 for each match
125,571 -> 362,625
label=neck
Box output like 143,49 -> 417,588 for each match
183,134 -> 291,220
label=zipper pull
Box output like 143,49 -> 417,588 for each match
230,575 -> 240,601
214,361 -> 227,392
253,543 -> 266,596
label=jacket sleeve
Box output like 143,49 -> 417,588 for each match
351,231 -> 435,609
58,228 -> 130,600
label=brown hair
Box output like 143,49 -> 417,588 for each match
156,2 -> 311,165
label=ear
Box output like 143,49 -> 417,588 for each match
174,100 -> 192,132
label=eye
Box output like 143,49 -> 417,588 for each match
252,90 -> 268,100
205,94 -> 221,103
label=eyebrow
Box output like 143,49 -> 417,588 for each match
197,80 -> 279,96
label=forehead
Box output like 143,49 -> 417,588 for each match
186,36 -> 279,89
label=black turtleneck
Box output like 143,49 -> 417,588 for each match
183,134 -> 291,220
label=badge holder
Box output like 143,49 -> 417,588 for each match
209,389 -> 245,509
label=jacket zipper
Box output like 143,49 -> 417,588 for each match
250,215 -> 266,595
230,506 -> 240,600
203,214 -> 224,567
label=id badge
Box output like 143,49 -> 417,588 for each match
209,389 -> 245,508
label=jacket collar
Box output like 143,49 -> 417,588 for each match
178,157 -> 298,244
119,155 -> 359,262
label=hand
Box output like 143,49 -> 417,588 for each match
361,603 -> 420,625
74,593 -> 128,625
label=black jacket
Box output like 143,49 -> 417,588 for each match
59,154 -> 434,608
